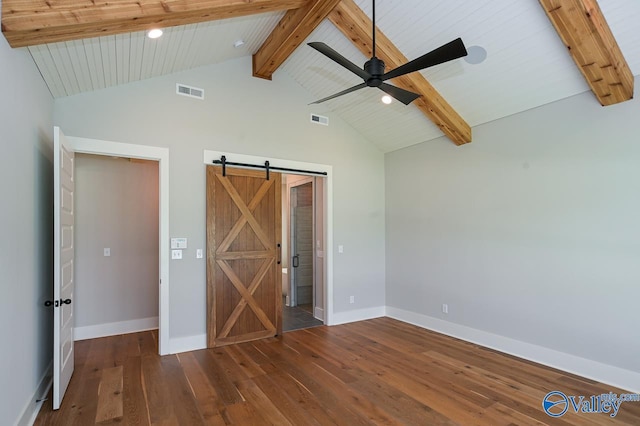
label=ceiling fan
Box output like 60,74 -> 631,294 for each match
308,0 -> 468,105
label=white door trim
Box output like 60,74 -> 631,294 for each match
67,135 -> 170,355
203,150 -> 334,325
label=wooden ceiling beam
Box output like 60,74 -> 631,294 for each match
328,0 -> 471,145
1,0 -> 309,48
253,0 -> 341,80
539,0 -> 634,106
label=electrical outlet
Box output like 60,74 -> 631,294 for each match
442,303 -> 449,314
171,249 -> 183,260
103,248 -> 110,257
349,295 -> 355,304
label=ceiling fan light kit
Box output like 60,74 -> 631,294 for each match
309,0 -> 468,106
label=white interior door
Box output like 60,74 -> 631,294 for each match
53,126 -> 75,410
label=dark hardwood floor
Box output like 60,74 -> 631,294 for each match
35,318 -> 640,425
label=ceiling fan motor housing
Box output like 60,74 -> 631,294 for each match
364,57 -> 386,87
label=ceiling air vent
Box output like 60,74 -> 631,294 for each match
310,114 -> 329,126
176,83 -> 205,100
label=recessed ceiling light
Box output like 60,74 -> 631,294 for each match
234,40 -> 245,48
381,95 -> 393,105
147,29 -> 163,39
464,45 -> 487,65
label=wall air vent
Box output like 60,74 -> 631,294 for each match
176,83 -> 205,100
310,114 -> 329,126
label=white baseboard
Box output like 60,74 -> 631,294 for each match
386,306 -> 640,394
169,334 -> 207,354
314,307 -> 325,321
16,362 -> 52,426
329,306 -> 385,326
74,317 -> 158,341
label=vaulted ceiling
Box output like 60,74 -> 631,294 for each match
2,0 -> 639,152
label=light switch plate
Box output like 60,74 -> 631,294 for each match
171,238 -> 188,249
196,249 -> 203,259
104,248 -> 111,257
338,245 -> 344,253
171,249 -> 183,260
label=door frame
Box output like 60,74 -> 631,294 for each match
67,135 -> 170,355
204,150 -> 334,325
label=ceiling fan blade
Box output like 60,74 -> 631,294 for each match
308,42 -> 371,80
379,83 -> 421,105
382,38 -> 468,82
310,82 -> 367,105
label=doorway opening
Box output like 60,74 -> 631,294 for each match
282,174 -> 325,332
73,154 -> 159,348
203,149 -> 333,329
67,133 -> 170,355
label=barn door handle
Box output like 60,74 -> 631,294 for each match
292,254 -> 299,268
277,243 -> 281,265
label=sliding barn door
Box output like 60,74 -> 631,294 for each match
206,166 -> 282,347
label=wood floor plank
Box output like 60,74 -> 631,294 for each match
177,352 -> 226,423
224,401 -> 265,425
94,365 -> 123,423
224,343 -> 266,378
69,337 -> 113,425
251,372 -> 328,425
138,329 -> 157,355
140,353 -> 176,425
282,331 -> 359,384
232,340 -> 280,374
235,379 -> 293,425
191,349 -> 244,405
121,355 -> 149,426
112,332 -> 142,366
35,319 -> 640,425
160,355 -> 206,425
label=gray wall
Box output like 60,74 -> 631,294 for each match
54,56 -> 386,340
0,37 -> 54,425
75,154 -> 159,328
386,86 -> 640,374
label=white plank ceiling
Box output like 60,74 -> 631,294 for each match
27,0 -> 640,152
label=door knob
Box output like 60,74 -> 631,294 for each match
44,299 -> 72,307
